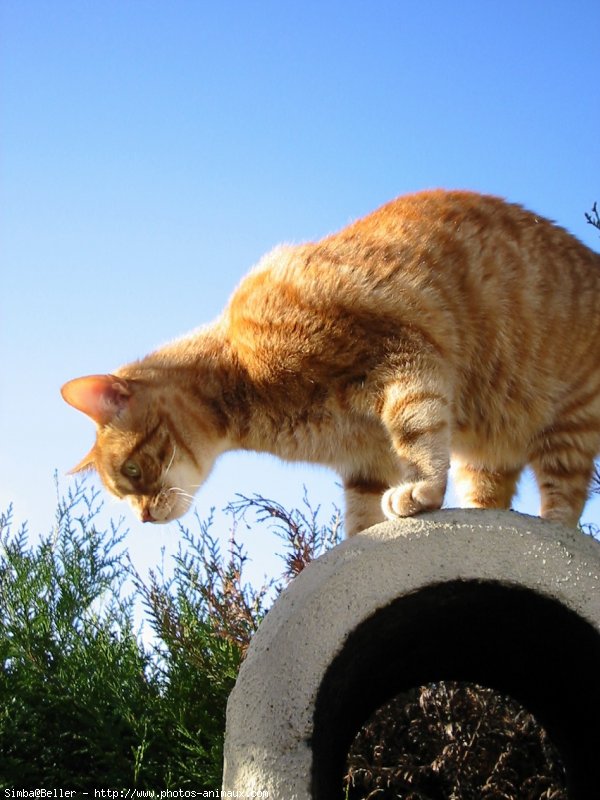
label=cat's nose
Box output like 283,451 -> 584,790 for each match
141,506 -> 155,523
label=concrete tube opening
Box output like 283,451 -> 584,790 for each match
312,580 -> 600,799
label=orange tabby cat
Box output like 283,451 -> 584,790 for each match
61,190 -> 600,534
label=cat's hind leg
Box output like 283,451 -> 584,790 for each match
453,461 -> 522,510
529,434 -> 598,526
379,376 -> 452,519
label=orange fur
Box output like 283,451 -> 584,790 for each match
61,190 -> 600,533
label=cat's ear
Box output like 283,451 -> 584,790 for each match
61,374 -> 131,425
68,446 -> 97,475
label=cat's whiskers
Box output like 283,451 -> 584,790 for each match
163,445 -> 177,479
168,486 -> 194,500
167,486 -> 196,514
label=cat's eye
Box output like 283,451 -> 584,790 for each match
123,460 -> 142,481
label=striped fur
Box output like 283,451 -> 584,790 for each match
62,190 -> 600,533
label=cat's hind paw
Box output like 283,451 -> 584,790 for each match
381,481 -> 444,519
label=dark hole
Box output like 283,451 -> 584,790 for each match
311,580 -> 600,800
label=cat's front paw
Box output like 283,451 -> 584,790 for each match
381,481 -> 444,519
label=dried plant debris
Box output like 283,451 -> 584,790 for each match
345,681 -> 567,800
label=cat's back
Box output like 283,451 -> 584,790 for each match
226,190 -> 600,372
336,189 -> 600,286
245,190 -> 600,301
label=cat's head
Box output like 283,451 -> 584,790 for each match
61,373 -> 222,523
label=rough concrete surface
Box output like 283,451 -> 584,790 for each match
222,509 -> 600,799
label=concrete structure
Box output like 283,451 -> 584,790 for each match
222,509 -> 600,799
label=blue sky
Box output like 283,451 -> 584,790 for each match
2,1 -> 599,587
